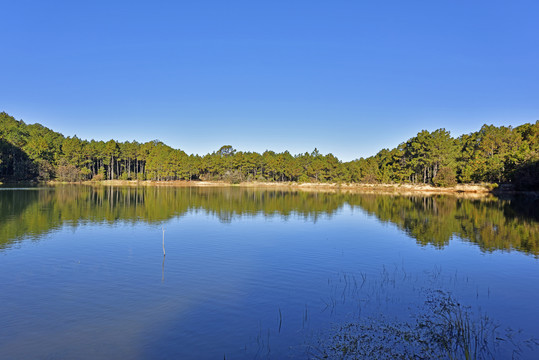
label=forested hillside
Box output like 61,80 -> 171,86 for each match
1,112 -> 537,188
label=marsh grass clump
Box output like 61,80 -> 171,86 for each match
239,267 -> 537,359
311,288 -> 538,360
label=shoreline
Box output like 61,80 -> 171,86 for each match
40,179 -> 513,196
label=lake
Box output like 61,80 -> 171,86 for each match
1,185 -> 538,359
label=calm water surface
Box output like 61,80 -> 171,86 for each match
0,186 -> 538,359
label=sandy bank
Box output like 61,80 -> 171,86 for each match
45,180 -> 505,197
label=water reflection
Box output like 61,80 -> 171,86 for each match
1,185 -> 537,255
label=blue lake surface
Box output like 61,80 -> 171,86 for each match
0,186 -> 538,359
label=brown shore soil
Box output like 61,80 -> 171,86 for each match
45,180 -> 507,197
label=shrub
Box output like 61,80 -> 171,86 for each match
56,163 -> 81,182
433,166 -> 457,187
92,172 -> 104,181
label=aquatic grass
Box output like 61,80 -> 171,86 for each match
308,267 -> 538,360
311,291 -> 532,359
236,266 -> 537,359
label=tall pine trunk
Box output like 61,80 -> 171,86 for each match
111,155 -> 114,180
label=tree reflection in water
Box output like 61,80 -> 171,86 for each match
1,186 -> 537,256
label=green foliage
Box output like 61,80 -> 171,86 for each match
298,174 -> 310,183
119,171 -> 130,180
433,166 -> 457,187
96,167 -> 106,181
0,111 -> 537,186
80,167 -> 92,180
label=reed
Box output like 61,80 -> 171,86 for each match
309,268 -> 538,360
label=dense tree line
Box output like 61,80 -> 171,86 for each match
1,112 -> 538,188
2,186 -> 537,255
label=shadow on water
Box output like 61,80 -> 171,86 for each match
1,185 -> 538,256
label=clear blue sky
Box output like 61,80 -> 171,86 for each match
1,1 -> 538,161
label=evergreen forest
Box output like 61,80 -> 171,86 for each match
1,112 -> 537,189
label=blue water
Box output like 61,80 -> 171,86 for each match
0,187 -> 538,359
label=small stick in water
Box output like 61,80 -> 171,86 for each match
162,253 -> 165,283
162,227 -> 166,256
